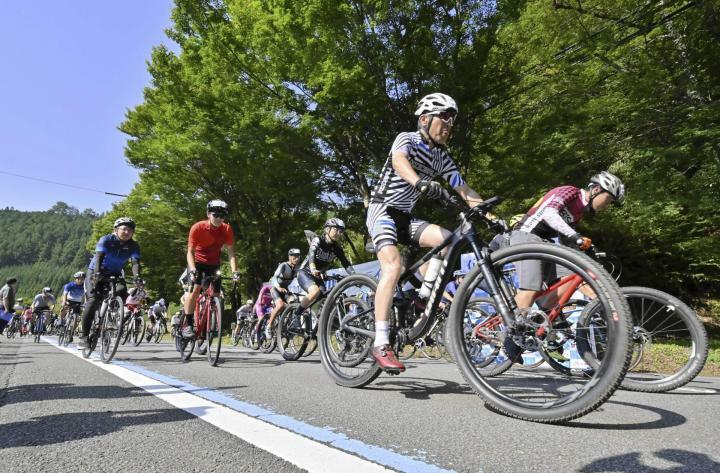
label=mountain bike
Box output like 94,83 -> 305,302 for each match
177,273 -> 232,366
318,195 -> 632,423
276,277 -> 344,361
121,304 -> 146,346
58,302 -> 82,346
83,276 -> 125,363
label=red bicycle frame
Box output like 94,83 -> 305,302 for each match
472,273 -> 588,340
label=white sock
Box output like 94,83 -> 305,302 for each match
374,320 -> 389,347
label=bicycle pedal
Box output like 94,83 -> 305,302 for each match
385,369 -> 402,376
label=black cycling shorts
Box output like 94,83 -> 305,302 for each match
191,263 -> 222,292
297,269 -> 323,293
270,287 -> 289,303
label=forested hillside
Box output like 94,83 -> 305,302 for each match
0,202 -> 96,299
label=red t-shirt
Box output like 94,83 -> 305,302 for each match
188,221 -> 234,265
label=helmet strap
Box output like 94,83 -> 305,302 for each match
419,116 -> 441,148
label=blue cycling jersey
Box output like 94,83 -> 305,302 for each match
88,234 -> 141,275
63,281 -> 85,302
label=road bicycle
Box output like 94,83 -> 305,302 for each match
83,276 -> 126,363
276,277 -> 344,361
121,304 -> 146,346
176,273 -> 233,366
33,310 -> 53,343
318,194 -> 632,423
58,302 -> 83,346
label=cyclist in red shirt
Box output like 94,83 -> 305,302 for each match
181,200 -> 239,338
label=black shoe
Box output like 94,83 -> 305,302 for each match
503,338 -> 524,365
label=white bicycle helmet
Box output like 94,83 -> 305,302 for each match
113,217 -> 136,229
414,93 -> 458,116
324,217 -> 346,230
589,171 -> 626,205
206,199 -> 229,213
73,271 -> 86,278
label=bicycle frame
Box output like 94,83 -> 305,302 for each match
471,272 -> 585,340
338,198 -> 512,343
192,274 -> 228,339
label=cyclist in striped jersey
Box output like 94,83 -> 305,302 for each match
366,93 -> 502,372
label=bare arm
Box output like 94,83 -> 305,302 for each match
186,246 -> 196,272
226,245 -> 238,273
455,183 -> 499,220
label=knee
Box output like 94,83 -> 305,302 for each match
381,260 -> 403,280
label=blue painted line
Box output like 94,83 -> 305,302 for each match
109,357 -> 455,473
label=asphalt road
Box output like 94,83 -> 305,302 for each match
1,336 -> 719,473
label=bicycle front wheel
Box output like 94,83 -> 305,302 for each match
446,242 -> 632,423
100,297 -> 125,363
132,316 -> 146,346
206,297 -> 222,366
155,322 -> 166,343
621,286 -> 708,392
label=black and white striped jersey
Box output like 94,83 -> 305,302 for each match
370,132 -> 464,212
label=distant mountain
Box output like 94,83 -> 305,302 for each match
0,202 -> 97,299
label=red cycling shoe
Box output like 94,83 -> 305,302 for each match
372,344 -> 406,372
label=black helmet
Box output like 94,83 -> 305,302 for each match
113,217 -> 136,229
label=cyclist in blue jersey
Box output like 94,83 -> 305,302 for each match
77,217 -> 141,349
60,271 -> 86,329
440,270 -> 465,308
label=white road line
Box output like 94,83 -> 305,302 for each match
46,339 -> 391,473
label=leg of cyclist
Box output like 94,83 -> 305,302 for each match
266,289 -> 286,338
78,280 -> 105,349
291,270 -> 322,334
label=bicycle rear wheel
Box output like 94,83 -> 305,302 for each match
206,297 -> 222,366
447,242 -> 632,423
277,305 -> 308,361
100,297 -> 125,363
318,275 -> 381,388
620,286 -> 708,392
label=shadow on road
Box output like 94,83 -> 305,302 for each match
564,400 -> 686,430
579,449 -> 720,472
1,383 -> 150,405
366,376 -> 474,399
0,407 -> 197,448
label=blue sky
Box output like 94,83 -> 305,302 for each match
0,1 -> 176,212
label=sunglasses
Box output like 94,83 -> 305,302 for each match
210,212 -> 227,219
433,110 -> 457,124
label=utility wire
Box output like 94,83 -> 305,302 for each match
0,171 -> 129,198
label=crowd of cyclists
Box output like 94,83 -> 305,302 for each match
0,92 -> 633,396
0,93 -> 626,358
